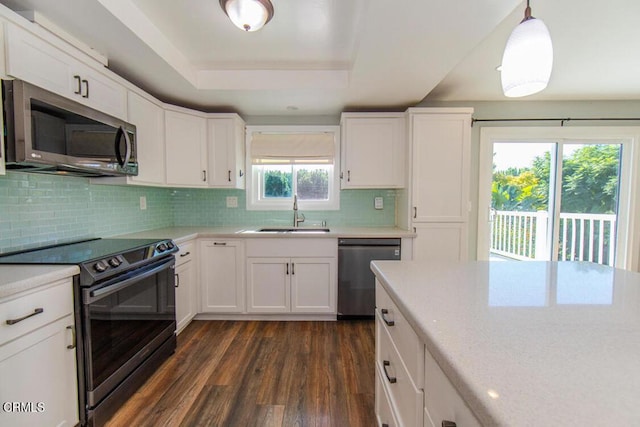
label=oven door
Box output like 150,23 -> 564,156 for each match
81,256 -> 176,409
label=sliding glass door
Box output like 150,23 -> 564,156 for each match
478,127 -> 636,269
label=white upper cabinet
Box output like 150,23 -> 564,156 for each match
164,109 -> 208,187
207,114 -> 246,188
127,91 -> 165,185
409,109 -> 472,223
340,113 -> 406,189
5,23 -> 127,120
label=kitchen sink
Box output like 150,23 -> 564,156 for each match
257,227 -> 330,233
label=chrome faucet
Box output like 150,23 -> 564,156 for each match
293,194 -> 305,227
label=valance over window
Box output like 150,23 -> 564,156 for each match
250,133 -> 335,165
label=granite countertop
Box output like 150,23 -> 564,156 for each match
114,226 -> 415,242
0,265 -> 79,299
370,260 -> 640,426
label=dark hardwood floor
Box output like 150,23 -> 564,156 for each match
105,320 -> 376,427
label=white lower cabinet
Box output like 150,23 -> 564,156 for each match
423,350 -> 481,427
245,239 -> 337,315
0,278 -> 78,427
199,239 -> 245,313
246,256 -> 336,313
174,240 -> 197,333
375,280 -> 480,427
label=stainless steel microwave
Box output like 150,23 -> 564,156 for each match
2,79 -> 138,176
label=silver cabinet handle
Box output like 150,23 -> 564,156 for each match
202,170 -> 207,182
66,325 -> 76,349
413,206 -> 417,218
180,251 -> 191,257
381,308 -> 394,326
291,262 -> 295,275
6,308 -> 44,325
286,263 -> 289,275
228,170 -> 232,182
213,242 -> 227,246
175,273 -> 180,288
347,170 -> 351,182
239,170 -> 244,177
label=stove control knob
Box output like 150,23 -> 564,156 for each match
157,243 -> 168,252
93,260 -> 108,273
166,241 -> 175,250
108,257 -> 121,268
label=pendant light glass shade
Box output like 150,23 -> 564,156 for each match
500,6 -> 553,97
220,0 -> 274,32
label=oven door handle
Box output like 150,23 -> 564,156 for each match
85,258 -> 174,303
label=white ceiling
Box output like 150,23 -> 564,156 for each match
1,0 -> 638,117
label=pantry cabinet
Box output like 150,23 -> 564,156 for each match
0,278 -> 78,427
5,22 -> 127,120
406,108 -> 473,262
207,115 -> 246,188
174,240 -> 197,333
340,113 -> 406,189
245,239 -> 337,315
199,239 -> 245,313
165,109 -> 208,187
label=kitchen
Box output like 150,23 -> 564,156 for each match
1,0 -> 640,426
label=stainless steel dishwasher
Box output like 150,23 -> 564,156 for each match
338,238 -> 401,319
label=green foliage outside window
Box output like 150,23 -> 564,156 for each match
264,170 -> 292,198
492,145 -> 620,214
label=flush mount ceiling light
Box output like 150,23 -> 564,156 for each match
500,0 -> 553,97
219,0 -> 274,32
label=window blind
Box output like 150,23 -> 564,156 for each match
251,133 -> 335,165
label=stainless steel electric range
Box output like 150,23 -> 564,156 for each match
0,238 -> 179,426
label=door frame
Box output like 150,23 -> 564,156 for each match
478,126 -> 640,270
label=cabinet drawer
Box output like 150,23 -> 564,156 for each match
376,279 -> 424,387
0,279 -> 73,345
175,241 -> 195,266
376,364 -> 399,427
424,349 -> 481,427
376,315 -> 423,427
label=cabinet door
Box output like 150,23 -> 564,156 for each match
128,92 -> 165,185
200,240 -> 245,313
207,116 -> 245,188
5,23 -> 126,120
165,110 -> 208,187
175,259 -> 196,332
412,223 -> 468,263
246,257 -> 290,313
411,113 -> 471,222
290,257 -> 336,313
341,114 -> 405,189
0,315 -> 78,427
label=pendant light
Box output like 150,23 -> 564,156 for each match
219,0 -> 274,32
500,0 -> 553,97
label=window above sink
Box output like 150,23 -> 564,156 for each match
245,126 -> 340,211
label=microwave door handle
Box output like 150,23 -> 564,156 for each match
114,126 -> 131,167
122,126 -> 132,166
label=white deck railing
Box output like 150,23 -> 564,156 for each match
490,210 -> 616,266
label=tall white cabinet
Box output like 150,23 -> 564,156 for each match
405,108 -> 473,262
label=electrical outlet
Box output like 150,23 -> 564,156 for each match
139,196 -> 147,210
226,196 -> 238,208
374,197 -> 383,210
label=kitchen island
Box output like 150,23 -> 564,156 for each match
371,260 -> 640,426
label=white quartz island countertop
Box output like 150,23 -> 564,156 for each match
370,260 -> 640,426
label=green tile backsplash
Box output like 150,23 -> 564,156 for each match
0,171 -> 397,253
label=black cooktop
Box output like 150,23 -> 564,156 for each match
0,238 -> 169,265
